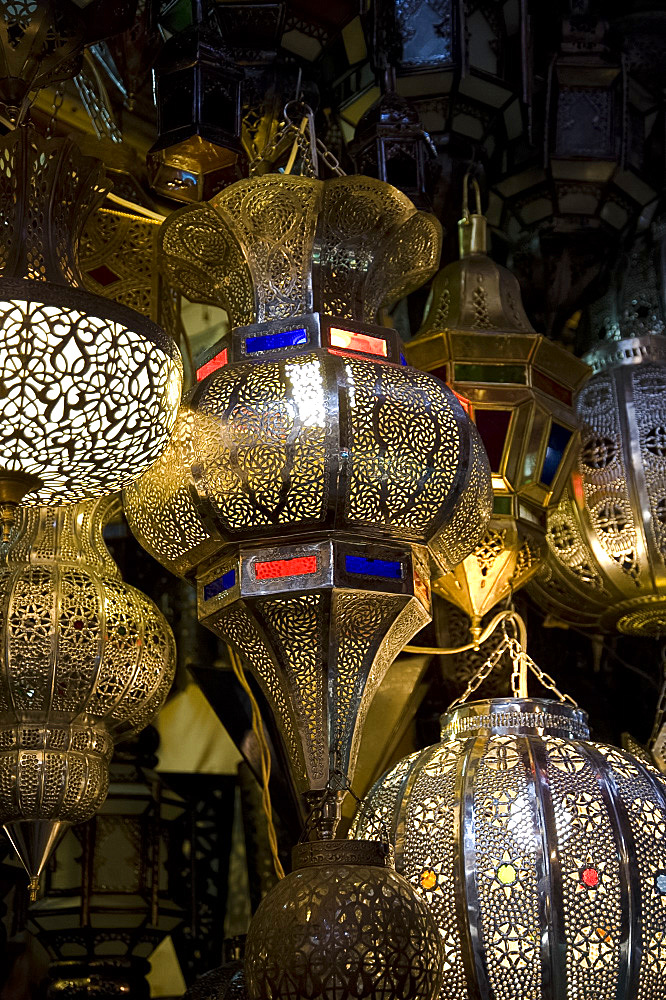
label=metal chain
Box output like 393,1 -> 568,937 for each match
447,635 -> 512,709
505,637 -> 578,707
249,100 -> 346,178
45,84 -> 65,138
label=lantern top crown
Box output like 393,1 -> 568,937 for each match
158,172 -> 442,327
441,696 -> 590,742
417,176 -> 535,339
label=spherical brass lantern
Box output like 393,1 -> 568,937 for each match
124,172 -> 492,817
404,183 -> 589,639
0,499 -> 176,896
354,693 -> 666,999
0,126 -> 182,530
244,841 -> 444,1000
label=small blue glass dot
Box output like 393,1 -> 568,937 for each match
656,874 -> 666,894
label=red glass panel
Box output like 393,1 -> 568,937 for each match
197,348 -> 228,381
87,264 -> 120,287
254,556 -> 318,580
329,328 -> 388,357
533,370 -> 573,405
474,409 -> 512,473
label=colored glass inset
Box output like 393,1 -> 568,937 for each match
451,388 -> 472,417
493,496 -> 513,515
345,555 -> 403,579
474,409 -> 512,473
254,555 -> 318,580
581,867 -> 599,888
497,864 -> 518,885
541,422 -> 573,487
329,328 -> 388,357
197,347 -> 228,381
656,873 -> 666,894
87,264 -> 120,287
204,568 -> 236,601
245,328 -> 308,354
532,369 -> 573,406
420,869 -> 437,890
454,363 -> 526,384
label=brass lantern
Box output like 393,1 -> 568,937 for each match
0,499 -> 176,896
147,0 -> 245,203
124,173 -> 492,821
530,229 -> 666,637
404,182 -> 589,639
0,126 -> 182,531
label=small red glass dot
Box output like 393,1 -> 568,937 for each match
582,867 -> 599,888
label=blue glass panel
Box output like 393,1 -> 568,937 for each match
245,328 -> 307,353
541,423 -> 573,487
204,569 -> 236,601
400,353 -> 407,366
345,555 -> 403,580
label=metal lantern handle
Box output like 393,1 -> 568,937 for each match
462,171 -> 483,221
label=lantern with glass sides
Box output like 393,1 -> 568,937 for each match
124,171 -> 492,824
404,181 -> 589,640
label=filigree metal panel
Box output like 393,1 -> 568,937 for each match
529,335 -> 666,636
353,697 -> 666,1000
0,499 -> 176,889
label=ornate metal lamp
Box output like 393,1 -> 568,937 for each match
530,228 -> 666,637
245,840 -> 444,1000
124,172 -> 492,824
0,126 -> 182,533
354,618 -> 666,999
404,181 -> 589,639
147,0 -> 245,203
29,729 -> 185,1000
0,498 -> 176,897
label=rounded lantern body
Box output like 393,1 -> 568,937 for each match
0,500 -> 176,889
354,697 -> 666,1000
0,127 -> 182,515
244,840 -> 444,1000
530,334 -> 666,636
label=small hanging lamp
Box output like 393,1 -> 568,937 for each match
404,177 -> 589,640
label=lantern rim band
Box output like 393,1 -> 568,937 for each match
582,333 -> 666,375
440,696 -> 590,741
292,839 -> 392,870
0,277 -> 180,362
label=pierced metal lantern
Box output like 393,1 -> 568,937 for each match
0,499 -> 176,896
354,695 -> 666,999
124,173 -> 491,814
0,126 -> 182,529
147,0 -> 244,203
245,840 -> 444,1000
404,192 -> 589,638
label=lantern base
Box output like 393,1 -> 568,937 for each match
0,469 -> 43,540
46,958 -> 151,1000
4,818 -> 69,894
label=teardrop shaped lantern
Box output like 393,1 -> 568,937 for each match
125,171 -> 492,822
404,180 -> 589,639
530,229 -> 666,637
0,127 -> 182,532
353,621 -> 666,999
0,499 -> 176,896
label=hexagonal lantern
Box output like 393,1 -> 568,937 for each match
404,187 -> 589,639
124,173 -> 492,820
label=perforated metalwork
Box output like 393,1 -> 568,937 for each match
245,854 -> 444,1000
0,128 -> 182,505
353,697 -> 666,999
530,337 -> 666,635
158,174 -> 442,326
0,499 -> 176,881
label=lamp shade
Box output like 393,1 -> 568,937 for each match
0,499 -> 176,894
125,173 -> 491,812
354,696 -> 666,999
244,840 -> 444,1000
0,127 -> 182,527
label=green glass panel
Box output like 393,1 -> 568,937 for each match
492,496 -> 513,515
454,363 -> 527,384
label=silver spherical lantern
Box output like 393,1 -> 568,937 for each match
354,695 -> 666,999
244,840 -> 444,1000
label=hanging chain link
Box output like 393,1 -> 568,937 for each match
249,100 -> 345,178
448,618 -> 578,710
45,84 -> 65,138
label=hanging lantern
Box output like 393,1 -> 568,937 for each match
124,171 -> 492,821
353,623 -> 666,999
29,728 -> 185,1000
185,937 -> 247,1000
0,126 -> 182,533
147,0 -> 245,203
530,228 -> 666,637
0,499 -> 176,897
404,180 -> 589,639
244,840 -> 444,1000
